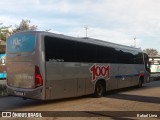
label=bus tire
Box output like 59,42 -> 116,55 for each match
94,81 -> 105,98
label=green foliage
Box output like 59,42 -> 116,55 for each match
13,19 -> 37,33
143,48 -> 159,57
0,23 -> 11,41
0,19 -> 38,41
0,84 -> 8,97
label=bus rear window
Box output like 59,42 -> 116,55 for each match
7,32 -> 35,53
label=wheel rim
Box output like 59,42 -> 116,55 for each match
97,83 -> 103,96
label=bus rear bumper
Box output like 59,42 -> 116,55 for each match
6,85 -> 44,100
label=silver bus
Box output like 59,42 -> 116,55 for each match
6,31 -> 150,100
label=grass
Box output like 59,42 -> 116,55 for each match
0,84 -> 8,97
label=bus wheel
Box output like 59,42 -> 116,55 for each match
94,81 -> 105,98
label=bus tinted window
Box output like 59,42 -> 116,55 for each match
97,46 -> 117,63
117,50 -> 143,64
45,36 -> 76,62
7,32 -> 35,53
45,36 -> 97,63
117,50 -> 134,64
44,36 -> 143,64
134,53 -> 144,64
75,42 -> 96,63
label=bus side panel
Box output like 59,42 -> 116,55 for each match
45,62 -> 77,99
78,63 -> 94,96
118,64 -> 132,88
77,78 -> 86,96
117,64 -> 144,88
106,64 -> 118,91
45,62 -> 95,100
131,64 -> 145,85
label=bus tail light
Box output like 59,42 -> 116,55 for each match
35,66 -> 43,88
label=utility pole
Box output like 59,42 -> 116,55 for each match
84,25 -> 88,38
133,37 -> 136,47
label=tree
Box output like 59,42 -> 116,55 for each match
0,23 -> 12,41
143,48 -> 159,57
13,19 -> 37,33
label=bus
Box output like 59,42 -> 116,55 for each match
0,45 -> 6,80
6,31 -> 150,100
149,57 -> 160,80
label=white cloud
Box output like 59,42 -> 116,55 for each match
67,26 -> 141,47
91,0 -> 160,36
0,16 -> 20,27
1,0 -> 160,51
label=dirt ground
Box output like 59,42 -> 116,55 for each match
0,81 -> 160,120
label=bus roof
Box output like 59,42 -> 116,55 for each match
12,31 -> 142,52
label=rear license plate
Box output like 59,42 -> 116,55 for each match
14,91 -> 25,96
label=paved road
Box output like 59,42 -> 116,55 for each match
0,81 -> 160,119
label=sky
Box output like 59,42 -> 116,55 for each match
1,0 -> 160,52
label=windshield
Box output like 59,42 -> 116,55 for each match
7,32 -> 35,53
